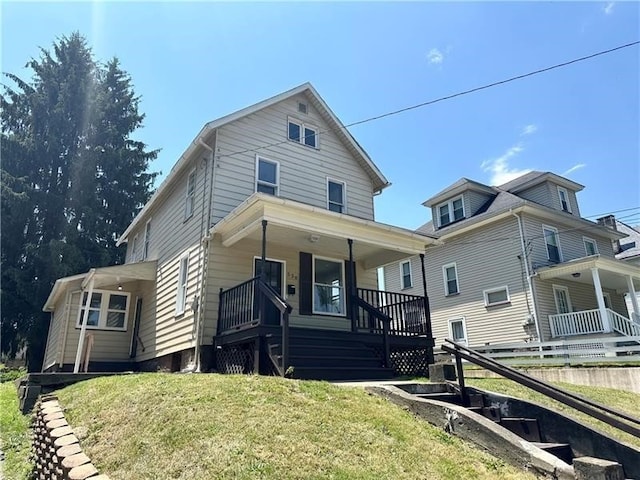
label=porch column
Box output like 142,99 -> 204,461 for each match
74,271 -> 96,373
348,239 -> 357,332
419,253 -> 435,366
627,275 -> 640,323
260,220 -> 268,279
591,267 -> 611,332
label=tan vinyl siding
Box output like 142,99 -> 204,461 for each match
42,297 -> 68,370
465,190 -> 493,217
516,182 -> 552,208
211,94 -> 375,224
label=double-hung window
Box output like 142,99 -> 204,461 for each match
543,225 -> 561,263
327,179 -> 345,213
77,290 -> 130,330
583,237 -> 598,256
185,170 -> 196,219
400,260 -> 412,289
443,263 -> 459,296
437,196 -> 464,227
129,235 -> 138,263
557,187 -> 571,213
143,221 -> 151,260
313,257 -> 345,315
175,254 -> 189,315
256,156 -> 279,195
288,119 -> 318,148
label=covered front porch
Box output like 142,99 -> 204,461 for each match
208,193 -> 439,379
536,256 -> 640,338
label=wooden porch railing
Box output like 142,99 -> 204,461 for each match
355,288 -> 428,336
549,308 -> 640,338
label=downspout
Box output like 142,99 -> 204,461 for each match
58,290 -> 73,369
511,210 -> 542,343
194,136 -> 215,371
74,269 -> 96,373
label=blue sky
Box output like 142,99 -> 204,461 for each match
2,2 -> 639,230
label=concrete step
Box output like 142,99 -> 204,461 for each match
414,392 -> 463,404
499,417 -> 542,442
531,442 -> 573,464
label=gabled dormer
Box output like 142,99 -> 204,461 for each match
422,178 -> 496,229
498,171 -> 584,216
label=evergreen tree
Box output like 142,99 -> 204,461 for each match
1,33 -> 158,369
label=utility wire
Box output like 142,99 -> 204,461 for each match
220,40 -> 639,159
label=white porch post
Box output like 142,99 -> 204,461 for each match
591,267 -> 611,332
74,271 -> 96,373
627,275 -> 640,323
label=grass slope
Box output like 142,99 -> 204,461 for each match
0,381 -> 32,480
58,374 -> 536,480
467,378 -> 640,449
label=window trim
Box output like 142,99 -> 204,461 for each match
326,178 -> 346,214
184,169 -> 197,220
557,186 -> 572,213
400,260 -> 413,290
448,317 -> 468,346
287,117 -> 319,149
436,195 -> 465,227
255,155 -> 280,196
603,292 -> 612,309
175,253 -> 190,316
143,220 -> 151,260
75,289 -> 130,331
552,284 -> 573,314
129,234 -> 138,263
312,255 -> 346,316
583,236 -> 598,256
483,285 -> 511,307
542,225 -> 562,263
442,262 -> 459,296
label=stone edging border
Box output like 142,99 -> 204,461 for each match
32,394 -> 110,480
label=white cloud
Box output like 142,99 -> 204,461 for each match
563,163 -> 586,176
481,144 -> 533,185
427,48 -> 444,65
521,124 -> 537,136
603,2 -> 615,14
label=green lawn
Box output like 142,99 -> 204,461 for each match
0,381 -> 32,480
57,374 -> 536,480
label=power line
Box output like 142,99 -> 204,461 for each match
220,40 -> 639,159
583,206 -> 640,219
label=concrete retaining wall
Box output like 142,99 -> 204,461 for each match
32,395 -> 109,480
464,367 -> 640,394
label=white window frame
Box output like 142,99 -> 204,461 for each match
255,155 -> 279,196
542,225 -> 562,263
287,117 -> 319,149
557,186 -> 572,213
175,253 -> 190,316
400,260 -> 413,290
552,284 -> 573,314
448,317 -> 468,346
75,289 -> 130,331
312,255 -> 346,316
436,195 -> 465,227
583,236 -> 598,256
129,234 -> 138,263
442,262 -> 459,296
143,220 -> 151,260
184,169 -> 196,220
483,285 -> 511,307
327,178 -> 346,213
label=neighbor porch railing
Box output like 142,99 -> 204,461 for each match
549,308 -> 640,338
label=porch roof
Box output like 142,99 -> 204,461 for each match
210,193 -> 440,269
536,255 -> 640,292
43,261 -> 157,311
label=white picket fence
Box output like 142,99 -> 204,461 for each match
464,335 -> 640,366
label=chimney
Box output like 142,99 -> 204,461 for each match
597,215 -> 620,253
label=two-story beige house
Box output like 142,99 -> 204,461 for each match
41,84 -> 438,380
384,171 -> 640,348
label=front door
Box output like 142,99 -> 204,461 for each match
254,258 -> 284,326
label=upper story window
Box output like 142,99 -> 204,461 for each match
129,234 -> 138,263
185,169 -> 196,220
288,118 -> 318,148
327,179 -> 345,213
543,225 -> 562,263
443,263 -> 459,296
313,256 -> 345,315
175,253 -> 189,315
483,286 -> 510,307
77,290 -> 130,331
400,260 -> 413,289
143,220 -> 151,260
256,156 -> 279,196
557,186 -> 572,213
583,237 -> 598,256
437,196 -> 464,227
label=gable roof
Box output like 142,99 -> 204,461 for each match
422,178 -> 496,207
117,83 -> 389,245
498,171 -> 584,193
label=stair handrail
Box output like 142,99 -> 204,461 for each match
257,280 -> 293,376
441,338 -> 640,438
608,308 -> 640,337
355,297 -> 392,368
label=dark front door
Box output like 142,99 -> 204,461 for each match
254,258 -> 284,325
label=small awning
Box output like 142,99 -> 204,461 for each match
536,255 -> 640,292
210,193 -> 440,270
43,261 -> 157,311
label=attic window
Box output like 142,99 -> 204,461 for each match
288,118 -> 318,148
557,187 -> 572,213
437,195 -> 464,227
298,102 -> 308,114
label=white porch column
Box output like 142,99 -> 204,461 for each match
591,267 -> 611,332
74,272 -> 96,373
627,275 -> 640,323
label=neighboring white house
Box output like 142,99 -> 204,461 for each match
383,171 -> 640,348
613,218 -> 640,320
41,83 -> 438,377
